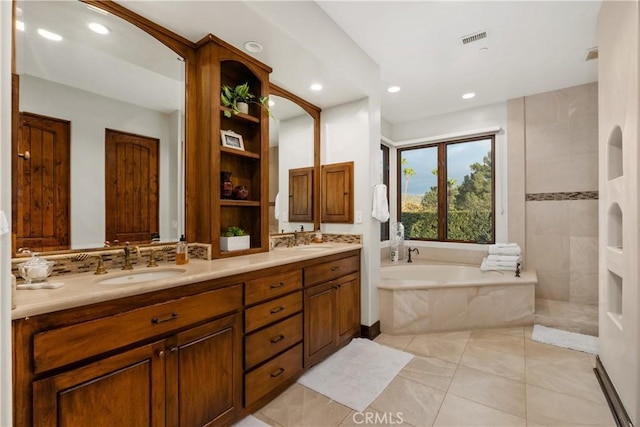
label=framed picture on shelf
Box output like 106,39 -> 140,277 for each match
220,130 -> 244,151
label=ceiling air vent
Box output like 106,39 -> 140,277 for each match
585,47 -> 598,61
460,30 -> 489,46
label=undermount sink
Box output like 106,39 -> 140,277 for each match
97,268 -> 187,285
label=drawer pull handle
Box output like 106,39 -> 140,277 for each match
270,282 -> 285,289
270,334 -> 285,344
270,306 -> 285,314
270,368 -> 285,378
152,312 -> 178,324
331,266 -> 340,271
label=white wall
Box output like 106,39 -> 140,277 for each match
20,75 -> 181,248
322,97 -> 381,327
1,2 -> 13,424
598,1 -> 640,423
387,102 -> 509,250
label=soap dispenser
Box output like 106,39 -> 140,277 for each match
176,234 -> 189,265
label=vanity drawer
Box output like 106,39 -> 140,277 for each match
245,291 -> 302,333
245,270 -> 302,306
245,313 -> 302,370
304,254 -> 359,287
33,284 -> 242,374
245,343 -> 303,406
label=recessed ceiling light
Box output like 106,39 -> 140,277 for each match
244,41 -> 263,53
87,4 -> 109,16
16,20 -> 24,31
88,22 -> 110,35
387,86 -> 401,93
462,92 -> 476,100
37,28 -> 62,42
268,99 -> 275,107
310,83 -> 323,91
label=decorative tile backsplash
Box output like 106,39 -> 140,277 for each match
525,191 -> 598,201
11,243 -> 211,282
270,232 -> 362,249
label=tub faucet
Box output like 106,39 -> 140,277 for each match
515,262 -> 521,278
407,247 -> 419,263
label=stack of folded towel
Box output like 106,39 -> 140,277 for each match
480,243 -> 521,271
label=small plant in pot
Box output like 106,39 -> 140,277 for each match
220,82 -> 272,118
220,226 -> 250,251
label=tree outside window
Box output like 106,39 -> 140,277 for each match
398,136 -> 495,243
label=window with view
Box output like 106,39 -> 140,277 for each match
398,135 -> 495,243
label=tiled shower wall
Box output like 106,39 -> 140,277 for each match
510,82 -> 599,305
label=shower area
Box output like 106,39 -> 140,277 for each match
507,82 -> 600,336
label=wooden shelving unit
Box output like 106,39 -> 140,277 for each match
194,34 -> 272,257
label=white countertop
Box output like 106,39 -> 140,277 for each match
12,243 -> 362,320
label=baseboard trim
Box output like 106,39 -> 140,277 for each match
594,355 -> 633,427
361,321 -> 381,340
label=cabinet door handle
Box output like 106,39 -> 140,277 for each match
333,284 -> 342,289
157,350 -> 165,359
170,347 -> 178,353
270,368 -> 285,378
151,312 -> 178,324
331,266 -> 340,271
270,282 -> 285,289
270,334 -> 285,344
270,306 -> 285,314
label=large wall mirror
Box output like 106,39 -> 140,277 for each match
268,84 -> 320,234
11,0 -> 195,256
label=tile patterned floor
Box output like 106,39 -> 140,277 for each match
250,326 -> 616,427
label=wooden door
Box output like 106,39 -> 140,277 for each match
16,112 -> 70,252
304,282 -> 337,367
105,129 -> 159,244
289,167 -> 314,222
166,313 -> 243,427
336,273 -> 361,345
32,340 -> 166,427
321,161 -> 354,223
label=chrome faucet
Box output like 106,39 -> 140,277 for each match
407,247 -> 419,263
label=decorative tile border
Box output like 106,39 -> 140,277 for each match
270,232 -> 362,249
11,243 -> 211,282
525,191 -> 598,201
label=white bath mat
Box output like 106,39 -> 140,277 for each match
297,338 -> 413,412
531,324 -> 598,354
232,415 -> 269,427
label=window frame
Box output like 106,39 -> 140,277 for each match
380,143 -> 390,241
396,135 -> 496,244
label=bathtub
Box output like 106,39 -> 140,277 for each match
378,262 -> 537,335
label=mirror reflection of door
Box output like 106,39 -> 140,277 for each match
16,112 -> 71,252
105,129 -> 159,244
289,167 -> 314,222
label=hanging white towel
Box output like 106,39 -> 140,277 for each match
274,193 -> 280,220
371,184 -> 390,223
0,211 -> 8,236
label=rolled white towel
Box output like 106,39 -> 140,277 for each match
493,243 -> 519,248
488,245 -> 521,256
480,257 -> 518,271
485,260 -> 518,268
487,254 -> 521,262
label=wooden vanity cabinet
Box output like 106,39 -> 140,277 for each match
303,251 -> 361,367
14,282 -> 244,427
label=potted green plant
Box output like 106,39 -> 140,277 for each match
220,226 -> 250,251
220,82 -> 272,118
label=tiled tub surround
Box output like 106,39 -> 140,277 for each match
378,261 -> 536,334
